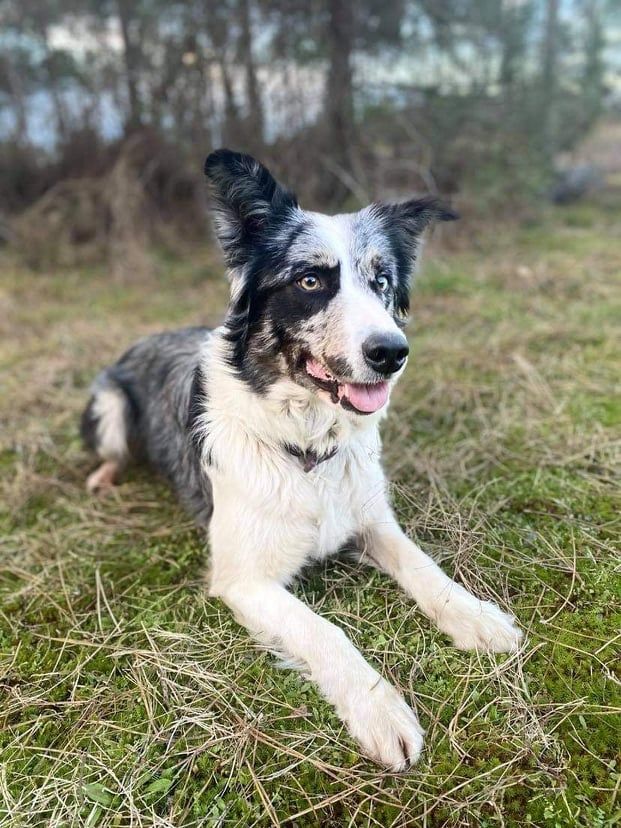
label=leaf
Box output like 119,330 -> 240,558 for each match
85,805 -> 102,828
145,776 -> 173,795
83,783 -> 112,806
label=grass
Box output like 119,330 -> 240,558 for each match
0,202 -> 619,827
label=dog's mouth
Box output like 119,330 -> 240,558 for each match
305,358 -> 389,415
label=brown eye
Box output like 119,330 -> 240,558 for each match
297,274 -> 323,292
376,275 -> 389,293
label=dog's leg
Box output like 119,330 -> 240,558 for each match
211,576 -> 423,770
82,384 -> 131,494
363,506 -> 523,652
86,459 -> 121,494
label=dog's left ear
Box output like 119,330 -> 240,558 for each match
375,196 -> 458,317
204,149 -> 298,272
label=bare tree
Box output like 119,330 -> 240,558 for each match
238,0 -> 264,146
204,0 -> 241,144
499,0 -> 532,93
116,0 -> 144,132
540,0 -> 560,164
581,0 -> 605,131
323,0 -> 355,203
1,55 -> 29,141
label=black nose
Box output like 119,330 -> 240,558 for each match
362,333 -> 409,375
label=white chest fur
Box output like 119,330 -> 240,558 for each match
207,435 -> 386,588
287,447 -> 377,561
200,338 -> 388,589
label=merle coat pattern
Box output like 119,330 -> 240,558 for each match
82,150 -> 523,770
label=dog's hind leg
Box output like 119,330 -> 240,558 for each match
86,459 -> 121,494
81,380 -> 133,494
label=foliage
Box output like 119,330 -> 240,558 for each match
0,0 -> 613,213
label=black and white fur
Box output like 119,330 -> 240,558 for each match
82,150 -> 522,770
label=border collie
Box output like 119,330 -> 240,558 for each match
82,150 -> 522,770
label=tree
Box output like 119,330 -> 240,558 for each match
581,0 -> 605,131
322,0 -> 356,202
539,0 -> 560,165
116,0 -> 145,132
238,0 -> 264,146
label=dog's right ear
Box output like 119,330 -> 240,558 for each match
204,149 -> 298,271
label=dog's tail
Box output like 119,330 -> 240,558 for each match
81,370 -> 138,491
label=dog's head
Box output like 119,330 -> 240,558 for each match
205,149 -> 457,416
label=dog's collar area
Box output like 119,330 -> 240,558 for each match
284,443 -> 338,473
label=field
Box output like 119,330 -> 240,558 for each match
0,202 -> 619,827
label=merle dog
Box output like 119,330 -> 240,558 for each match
82,150 -> 522,770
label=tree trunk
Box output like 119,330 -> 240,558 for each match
116,0 -> 143,133
204,1 -> 240,145
499,4 -> 525,92
540,0 -> 559,166
41,27 -> 69,145
323,0 -> 355,204
238,0 -> 264,147
581,0 -> 604,130
217,55 -> 241,145
5,59 -> 28,142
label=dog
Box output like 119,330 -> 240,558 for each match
81,149 -> 523,770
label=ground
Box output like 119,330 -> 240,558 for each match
0,201 -> 619,827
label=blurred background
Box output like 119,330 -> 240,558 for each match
1,6 -> 620,821
0,0 -> 620,272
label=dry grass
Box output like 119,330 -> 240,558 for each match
0,202 -> 619,827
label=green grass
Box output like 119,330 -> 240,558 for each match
0,203 -> 619,827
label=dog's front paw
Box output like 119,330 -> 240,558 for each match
342,678 -> 424,771
433,583 -> 523,653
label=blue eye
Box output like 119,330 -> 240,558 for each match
375,275 -> 389,293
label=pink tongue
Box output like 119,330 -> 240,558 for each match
306,358 -> 389,413
342,381 -> 389,413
